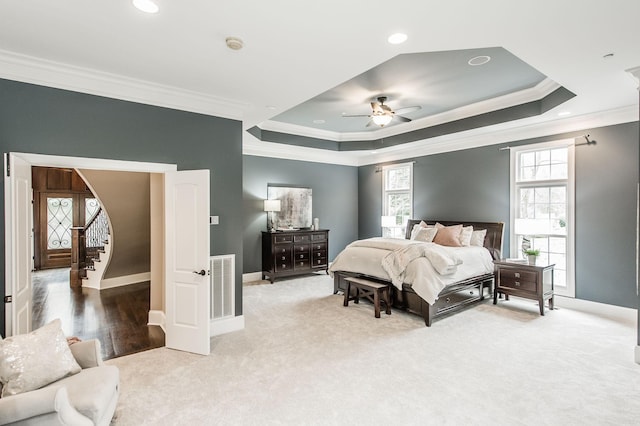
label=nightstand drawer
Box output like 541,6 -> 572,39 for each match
499,269 -> 537,282
499,276 -> 537,292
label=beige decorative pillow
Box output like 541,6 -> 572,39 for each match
412,227 -> 438,242
459,226 -> 474,246
0,319 -> 81,397
409,221 -> 429,239
470,229 -> 487,247
433,224 -> 463,247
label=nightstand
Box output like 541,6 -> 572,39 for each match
493,260 -> 555,315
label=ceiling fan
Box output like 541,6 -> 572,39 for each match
342,96 -> 421,128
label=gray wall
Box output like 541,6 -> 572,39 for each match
358,121 -> 639,309
243,155 -> 358,273
0,78 -> 244,334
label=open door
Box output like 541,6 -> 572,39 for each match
164,170 -> 210,355
4,153 -> 33,336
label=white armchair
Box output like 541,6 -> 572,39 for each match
0,339 -> 119,426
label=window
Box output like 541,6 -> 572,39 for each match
382,163 -> 413,238
510,140 -> 575,297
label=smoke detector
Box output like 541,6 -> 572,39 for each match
225,37 -> 244,51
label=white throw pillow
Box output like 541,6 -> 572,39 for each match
412,227 -> 438,242
459,226 -> 474,246
409,221 -> 429,239
470,229 -> 487,247
0,319 -> 81,397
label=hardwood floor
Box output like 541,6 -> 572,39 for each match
32,268 -> 165,360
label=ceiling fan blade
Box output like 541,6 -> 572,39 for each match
394,105 -> 422,115
342,114 -> 371,118
395,115 -> 411,123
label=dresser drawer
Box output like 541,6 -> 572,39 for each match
275,259 -> 293,272
311,242 -> 327,252
274,245 -> 292,256
311,233 -> 326,241
274,234 -> 293,243
294,234 -> 310,243
312,249 -> 327,259
312,257 -> 327,267
294,251 -> 309,261
294,259 -> 310,269
294,243 -> 310,254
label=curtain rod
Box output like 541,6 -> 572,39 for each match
499,134 -> 596,151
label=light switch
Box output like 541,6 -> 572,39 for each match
210,216 -> 219,225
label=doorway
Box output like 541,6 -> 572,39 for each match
5,152 -> 175,341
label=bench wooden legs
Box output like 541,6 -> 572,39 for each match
343,278 -> 391,318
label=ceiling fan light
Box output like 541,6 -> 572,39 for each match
372,114 -> 393,127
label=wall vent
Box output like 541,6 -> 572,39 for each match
210,254 -> 235,320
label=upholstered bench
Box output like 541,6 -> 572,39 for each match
343,276 -> 391,318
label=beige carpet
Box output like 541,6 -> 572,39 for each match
107,274 -> 640,425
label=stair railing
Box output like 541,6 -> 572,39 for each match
70,208 -> 109,288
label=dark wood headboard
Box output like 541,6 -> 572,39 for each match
405,219 -> 504,260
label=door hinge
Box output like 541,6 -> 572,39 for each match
4,295 -> 12,303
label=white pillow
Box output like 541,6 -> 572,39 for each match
409,221 -> 429,239
0,319 -> 81,397
470,229 -> 487,247
412,227 -> 438,242
459,226 -> 473,246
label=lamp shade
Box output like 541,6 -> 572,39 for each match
263,199 -> 281,212
381,215 -> 396,227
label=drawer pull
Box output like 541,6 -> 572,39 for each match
281,264 -> 286,268
515,281 -> 520,286
299,262 -> 304,266
515,272 -> 520,278
299,254 -> 304,259
281,256 -> 285,260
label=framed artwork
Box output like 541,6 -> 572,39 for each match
267,185 -> 312,230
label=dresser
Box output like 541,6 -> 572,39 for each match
493,260 -> 555,315
262,230 -> 329,283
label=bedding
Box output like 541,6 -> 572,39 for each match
329,237 -> 493,305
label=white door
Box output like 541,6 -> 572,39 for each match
4,153 -> 33,336
164,170 -> 210,355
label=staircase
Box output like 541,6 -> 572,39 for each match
70,208 -> 110,288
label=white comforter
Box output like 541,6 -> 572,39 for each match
329,237 -> 494,305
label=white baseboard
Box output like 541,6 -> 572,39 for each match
101,272 -> 152,289
554,296 -> 637,326
148,310 -> 166,332
210,315 -> 245,336
243,272 -> 263,283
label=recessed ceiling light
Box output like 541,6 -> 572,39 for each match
132,0 -> 159,14
468,55 -> 491,66
387,33 -> 408,45
558,111 -> 571,117
313,119 -> 325,124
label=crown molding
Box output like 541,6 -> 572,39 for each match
0,49 -> 250,120
257,78 -> 561,142
245,105 -> 638,167
626,66 -> 640,89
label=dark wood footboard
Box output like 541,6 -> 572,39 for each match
333,271 -> 494,326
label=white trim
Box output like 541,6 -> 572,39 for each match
626,66 -> 640,88
210,315 -> 245,337
243,272 -> 263,283
0,49 -> 249,121
148,309 -> 166,332
636,345 -> 640,365
553,296 -> 637,326
11,152 -> 177,173
509,139 -> 575,298
83,272 -> 151,290
257,78 -> 561,142
243,105 -> 638,167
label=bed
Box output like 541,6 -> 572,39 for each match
330,220 -> 504,326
